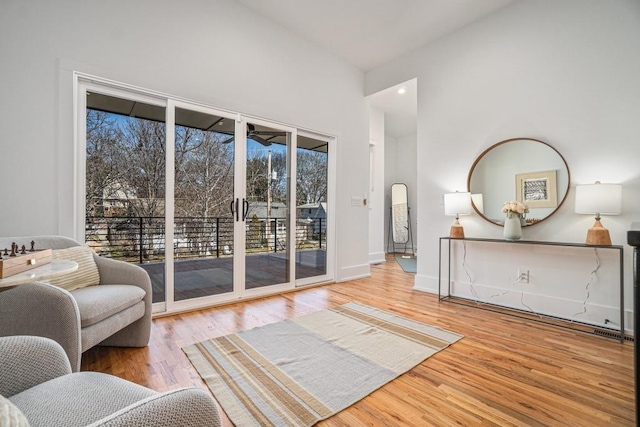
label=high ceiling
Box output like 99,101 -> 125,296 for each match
367,78 -> 417,138
93,2 -> 516,139
235,0 -> 514,72
235,0 -> 515,138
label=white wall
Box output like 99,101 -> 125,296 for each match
368,107 -> 385,263
384,135 -> 397,252
384,133 -> 418,254
366,0 -> 640,331
0,0 -> 371,281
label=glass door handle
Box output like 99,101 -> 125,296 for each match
242,199 -> 249,221
230,198 -> 240,221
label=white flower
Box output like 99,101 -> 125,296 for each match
502,201 -> 529,215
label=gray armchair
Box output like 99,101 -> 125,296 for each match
0,335 -> 221,427
0,235 -> 152,372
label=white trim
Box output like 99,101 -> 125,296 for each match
369,142 -> 376,193
288,128 -> 298,289
165,100 -> 176,311
444,280 -> 630,333
295,129 -> 336,287
235,117 -> 247,298
413,274 -> 438,294
337,263 -> 371,282
369,252 -> 386,264
152,301 -> 166,314
75,72 -> 206,109
74,77 -> 85,241
296,273 -> 332,287
162,293 -> 243,314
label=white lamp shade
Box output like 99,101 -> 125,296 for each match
575,183 -> 622,215
471,193 -> 484,214
444,192 -> 472,216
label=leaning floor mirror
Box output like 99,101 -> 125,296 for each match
388,183 -> 415,255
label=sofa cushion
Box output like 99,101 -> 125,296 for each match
48,245 -> 101,291
70,285 -> 146,328
1,394 -> 29,427
9,372 -> 155,427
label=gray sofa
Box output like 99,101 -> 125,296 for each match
0,236 -> 152,372
0,335 -> 221,426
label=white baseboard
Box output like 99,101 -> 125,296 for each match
369,251 -> 386,265
337,263 -> 371,282
446,280 -> 632,334
413,274 -> 439,294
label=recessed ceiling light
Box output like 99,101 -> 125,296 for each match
398,88 -> 406,95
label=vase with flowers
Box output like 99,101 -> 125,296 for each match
501,201 -> 528,240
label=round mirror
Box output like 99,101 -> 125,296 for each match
467,138 -> 570,226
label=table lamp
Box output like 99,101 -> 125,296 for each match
445,192 -> 472,238
575,181 -> 622,245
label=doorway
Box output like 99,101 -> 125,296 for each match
366,78 -> 418,261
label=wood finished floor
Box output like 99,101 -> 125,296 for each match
82,256 -> 635,426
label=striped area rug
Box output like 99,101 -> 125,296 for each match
183,302 -> 463,426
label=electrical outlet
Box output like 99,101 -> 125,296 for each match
517,269 -> 530,283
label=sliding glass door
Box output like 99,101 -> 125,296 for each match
295,134 -> 329,284
83,89 -> 169,304
79,77 -> 332,314
172,105 -> 237,302
244,120 -> 293,291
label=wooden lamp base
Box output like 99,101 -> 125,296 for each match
450,219 -> 465,239
586,218 -> 612,246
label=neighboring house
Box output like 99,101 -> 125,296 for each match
296,202 -> 327,235
245,201 -> 326,246
245,201 -> 288,222
101,181 -> 137,217
245,201 -> 287,247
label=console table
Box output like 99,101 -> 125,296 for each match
438,237 -> 625,342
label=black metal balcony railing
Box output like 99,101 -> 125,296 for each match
86,216 -> 325,264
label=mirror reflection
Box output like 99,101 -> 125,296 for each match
391,183 -> 409,243
467,138 -> 570,226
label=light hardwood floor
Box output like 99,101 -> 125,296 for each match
82,256 -> 635,426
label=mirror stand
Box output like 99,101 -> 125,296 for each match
387,208 -> 415,256
388,183 -> 415,256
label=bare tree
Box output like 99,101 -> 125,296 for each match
175,127 -> 235,255
296,150 -> 327,204
85,107 -> 328,261
85,110 -> 121,217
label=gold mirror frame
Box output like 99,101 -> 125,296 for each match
467,137 -> 571,227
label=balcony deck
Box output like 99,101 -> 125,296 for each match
139,249 -> 327,302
